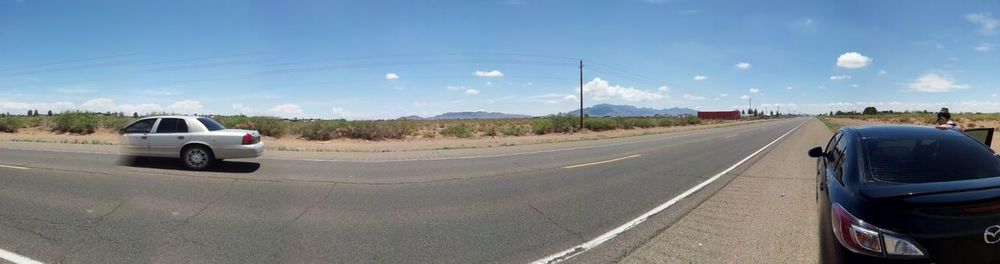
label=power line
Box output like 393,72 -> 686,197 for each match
0,53 -> 138,73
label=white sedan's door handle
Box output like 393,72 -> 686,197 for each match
177,136 -> 185,139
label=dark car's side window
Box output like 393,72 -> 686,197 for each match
155,118 -> 189,133
124,119 -> 157,134
825,133 -> 841,159
832,134 -> 850,182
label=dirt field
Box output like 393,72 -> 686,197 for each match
0,119 -> 771,153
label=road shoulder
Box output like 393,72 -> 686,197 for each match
617,118 -> 831,263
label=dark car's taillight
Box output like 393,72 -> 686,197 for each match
242,133 -> 254,145
831,203 -> 926,258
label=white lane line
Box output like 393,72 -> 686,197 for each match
563,154 -> 641,169
530,119 -> 809,264
0,248 -> 44,264
0,164 -> 29,170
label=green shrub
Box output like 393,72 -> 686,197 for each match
656,118 -> 677,127
532,119 -> 553,135
501,125 -> 526,136
300,120 -> 348,140
214,115 -> 289,138
583,118 -> 616,131
52,111 -> 96,134
96,116 -> 133,130
348,120 -> 413,140
614,117 -> 634,129
632,118 -> 657,128
440,123 -> 472,138
249,116 -> 288,138
548,115 -> 576,133
0,117 -> 23,133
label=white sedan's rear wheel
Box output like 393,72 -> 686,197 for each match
183,146 -> 214,170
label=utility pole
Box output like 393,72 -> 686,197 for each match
579,60 -> 584,130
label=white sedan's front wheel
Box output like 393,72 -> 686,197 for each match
183,146 -> 214,170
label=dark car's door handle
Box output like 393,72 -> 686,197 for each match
140,136 -> 147,139
177,136 -> 185,139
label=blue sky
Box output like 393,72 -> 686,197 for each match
1,0 -> 1000,119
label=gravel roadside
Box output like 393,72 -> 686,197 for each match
619,118 -> 831,263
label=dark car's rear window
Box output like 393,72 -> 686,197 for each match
197,118 -> 226,131
863,136 -> 1000,184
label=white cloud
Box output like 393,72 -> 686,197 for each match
78,98 -> 163,114
907,73 -> 968,93
994,93 -> 998,98
693,75 -> 708,81
830,75 -> 852,80
486,81 -> 492,86
385,72 -> 399,80
974,42 -> 997,52
734,62 -> 751,70
474,70 -> 504,77
739,95 -> 750,100
878,70 -> 888,75
749,88 -> 760,94
82,98 -> 114,110
583,78 -> 665,101
166,100 -> 203,114
447,86 -> 479,95
0,101 -> 76,114
331,107 -> 352,119
836,52 -> 872,68
966,13 -> 999,34
232,103 -> 251,115
786,86 -> 793,90
850,84 -> 860,88
658,85 -> 670,92
267,104 -> 305,118
719,93 -> 728,97
563,95 -> 578,101
682,94 -> 705,100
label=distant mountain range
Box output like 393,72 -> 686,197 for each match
397,104 -> 698,120
398,111 -> 532,120
563,104 -> 697,117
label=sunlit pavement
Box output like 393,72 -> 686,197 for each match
0,119 -> 809,263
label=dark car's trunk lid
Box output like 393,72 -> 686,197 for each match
860,178 -> 1000,263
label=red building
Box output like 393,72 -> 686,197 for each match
697,110 -> 740,120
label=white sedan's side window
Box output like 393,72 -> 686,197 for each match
124,119 -> 157,134
155,118 -> 189,133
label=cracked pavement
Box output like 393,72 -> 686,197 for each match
0,118 -> 807,263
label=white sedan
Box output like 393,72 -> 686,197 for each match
120,116 -> 264,170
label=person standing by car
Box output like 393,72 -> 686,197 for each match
934,107 -> 963,132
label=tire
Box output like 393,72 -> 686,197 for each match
182,145 -> 214,170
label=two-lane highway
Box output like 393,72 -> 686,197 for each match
0,118 -> 806,263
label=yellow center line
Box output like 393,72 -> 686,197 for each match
563,154 -> 642,169
0,165 -> 30,170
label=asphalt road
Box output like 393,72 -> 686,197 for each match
0,118 -> 807,263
